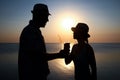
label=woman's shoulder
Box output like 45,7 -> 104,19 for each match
71,44 -> 78,52
72,44 -> 79,48
85,43 -> 92,48
85,43 -> 94,53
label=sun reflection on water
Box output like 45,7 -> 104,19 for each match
64,61 -> 74,70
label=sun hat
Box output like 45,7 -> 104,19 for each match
32,3 -> 51,15
71,23 -> 90,38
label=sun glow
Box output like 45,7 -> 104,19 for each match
64,61 -> 74,70
61,17 -> 76,30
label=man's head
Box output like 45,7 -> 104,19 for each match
32,3 -> 50,15
31,3 -> 51,27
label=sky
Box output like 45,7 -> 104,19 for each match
0,0 -> 120,43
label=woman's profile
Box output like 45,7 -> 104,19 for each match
65,23 -> 97,80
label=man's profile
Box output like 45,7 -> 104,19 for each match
18,3 -> 64,80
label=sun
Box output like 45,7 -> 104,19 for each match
62,17 -> 76,30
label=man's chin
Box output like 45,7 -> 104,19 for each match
39,24 -> 46,28
40,26 -> 45,28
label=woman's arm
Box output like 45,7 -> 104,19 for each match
65,54 -> 73,65
65,44 -> 76,65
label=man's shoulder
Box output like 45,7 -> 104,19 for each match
21,25 -> 35,38
22,24 -> 38,33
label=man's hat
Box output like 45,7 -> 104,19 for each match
32,3 -> 51,15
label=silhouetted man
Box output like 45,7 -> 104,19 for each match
18,3 -> 64,80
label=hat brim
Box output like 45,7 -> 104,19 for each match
31,10 -> 51,15
71,27 -> 76,32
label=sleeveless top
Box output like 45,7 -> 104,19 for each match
71,44 -> 90,78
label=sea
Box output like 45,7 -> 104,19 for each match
0,43 -> 120,80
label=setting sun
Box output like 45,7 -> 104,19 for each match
61,17 -> 76,30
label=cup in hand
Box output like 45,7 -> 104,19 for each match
64,43 -> 70,55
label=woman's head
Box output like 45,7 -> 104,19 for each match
71,23 -> 90,42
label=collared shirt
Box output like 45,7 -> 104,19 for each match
18,20 -> 49,79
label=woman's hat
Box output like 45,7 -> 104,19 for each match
71,23 -> 90,38
71,23 -> 89,32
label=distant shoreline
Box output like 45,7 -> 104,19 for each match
0,42 -> 120,44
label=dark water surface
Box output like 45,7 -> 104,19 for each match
0,43 -> 120,80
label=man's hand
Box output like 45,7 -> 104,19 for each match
58,50 -> 69,58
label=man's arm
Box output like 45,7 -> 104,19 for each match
45,50 -> 66,61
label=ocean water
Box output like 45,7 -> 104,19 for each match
0,43 -> 120,80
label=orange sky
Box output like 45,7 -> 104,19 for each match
0,0 -> 120,43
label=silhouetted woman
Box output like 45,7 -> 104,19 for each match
65,23 -> 97,80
